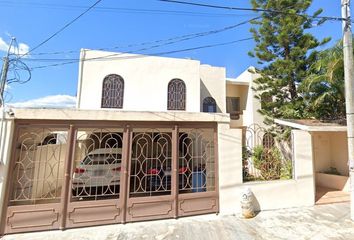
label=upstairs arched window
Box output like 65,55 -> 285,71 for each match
203,97 -> 216,113
167,78 -> 186,110
101,74 -> 124,109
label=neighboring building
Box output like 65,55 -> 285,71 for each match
226,68 -> 264,129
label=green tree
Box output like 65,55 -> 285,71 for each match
300,41 -> 347,122
249,0 -> 330,123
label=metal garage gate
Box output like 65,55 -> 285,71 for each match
1,121 -> 218,234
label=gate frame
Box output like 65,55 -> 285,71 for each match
0,119 -> 219,235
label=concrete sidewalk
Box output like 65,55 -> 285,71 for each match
3,202 -> 354,240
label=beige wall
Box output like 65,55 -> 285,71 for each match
330,132 -> 348,176
200,65 -> 226,113
229,116 -> 243,128
226,68 -> 265,128
225,84 -> 248,111
225,83 -> 249,129
313,132 -> 331,173
316,172 -> 349,191
313,132 -> 348,176
225,80 -> 264,128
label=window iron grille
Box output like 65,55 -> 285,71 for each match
101,74 -> 124,109
167,79 -> 186,110
202,97 -> 217,113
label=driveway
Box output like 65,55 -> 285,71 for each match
3,202 -> 354,240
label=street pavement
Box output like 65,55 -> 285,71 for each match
3,202 -> 354,240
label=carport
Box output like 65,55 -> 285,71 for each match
0,109 -> 224,234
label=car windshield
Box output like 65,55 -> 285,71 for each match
82,154 -> 121,165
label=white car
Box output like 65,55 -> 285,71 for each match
72,148 -> 122,196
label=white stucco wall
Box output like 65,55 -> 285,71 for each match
10,108 -> 230,123
244,130 -> 315,211
218,124 -> 243,214
200,65 -> 226,113
0,118 -> 15,222
243,70 -> 264,128
77,49 -> 208,112
218,129 -> 315,214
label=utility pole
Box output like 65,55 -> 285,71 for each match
0,58 -> 9,107
342,0 -> 354,220
0,37 -> 14,165
0,37 -> 14,106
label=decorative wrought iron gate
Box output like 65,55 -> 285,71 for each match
1,122 -> 218,234
242,124 -> 293,182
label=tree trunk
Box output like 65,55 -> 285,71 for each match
284,45 -> 298,100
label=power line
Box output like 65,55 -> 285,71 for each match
6,39 -> 32,85
25,17 -> 260,56
0,38 -> 31,106
29,37 -> 253,70
0,38 -> 14,106
12,1 -> 339,59
19,0 -> 103,58
23,17 -> 258,59
158,0 -> 346,22
7,58 -> 32,85
0,1 -> 256,18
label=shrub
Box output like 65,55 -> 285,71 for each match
280,159 -> 293,180
252,145 -> 282,180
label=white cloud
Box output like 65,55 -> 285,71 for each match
4,84 -> 10,91
8,95 -> 76,109
17,43 -> 30,55
0,37 -> 30,55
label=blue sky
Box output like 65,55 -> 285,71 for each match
0,0 -> 346,106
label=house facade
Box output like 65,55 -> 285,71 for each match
0,50 -> 316,235
76,49 -> 261,127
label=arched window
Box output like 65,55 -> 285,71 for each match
203,97 -> 216,113
101,74 -> 124,108
167,78 -> 186,110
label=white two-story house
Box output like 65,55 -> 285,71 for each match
0,49 -> 271,235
